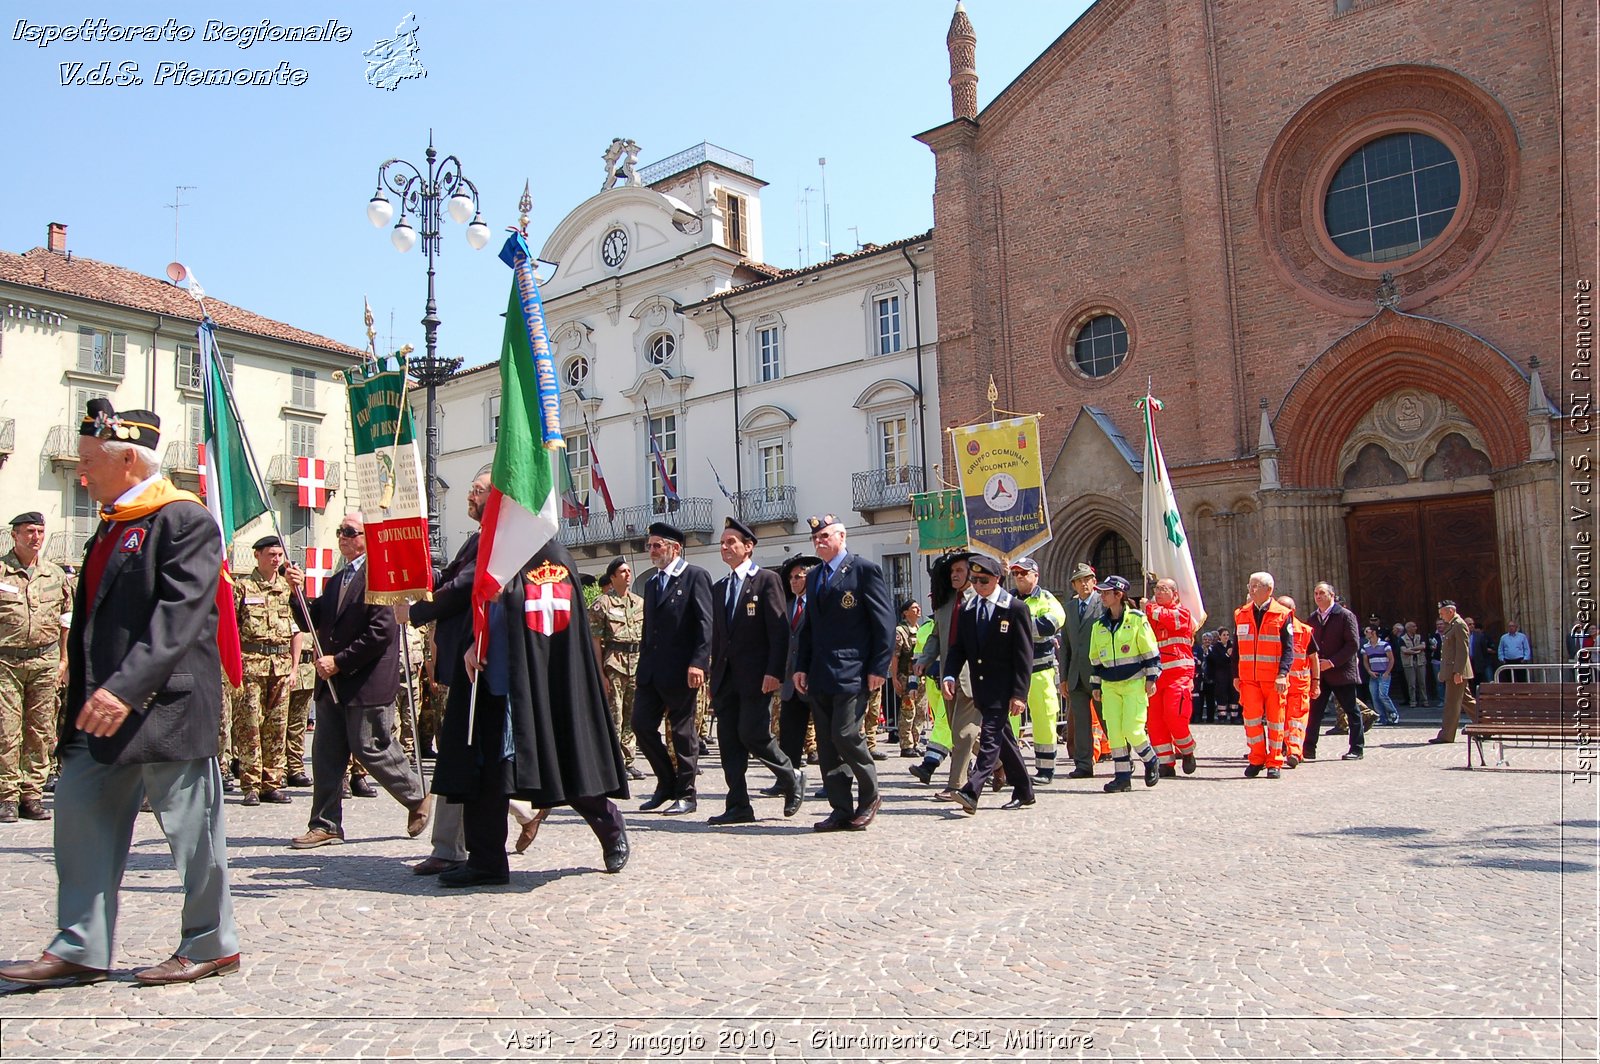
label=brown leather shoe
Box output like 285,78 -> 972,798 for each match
289,827 -> 343,849
411,856 -> 463,876
847,795 -> 881,830
813,811 -> 852,832
0,952 -> 107,985
514,808 -> 550,854
134,953 -> 240,985
257,789 -> 292,804
0,801 -> 17,823
18,798 -> 50,821
406,794 -> 432,838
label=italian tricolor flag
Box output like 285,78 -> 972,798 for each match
200,319 -> 270,686
471,267 -> 561,652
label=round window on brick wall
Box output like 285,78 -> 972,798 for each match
1324,132 -> 1460,264
1072,315 -> 1129,379
647,333 -> 675,367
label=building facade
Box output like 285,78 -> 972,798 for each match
0,223 -> 362,567
430,143 -> 940,607
919,0 -> 1590,655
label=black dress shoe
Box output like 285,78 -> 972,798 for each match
950,789 -> 978,815
707,806 -> 755,825
639,793 -> 672,812
602,831 -> 630,873
257,789 -> 292,804
661,797 -> 697,816
285,772 -> 312,787
1001,795 -> 1036,810
439,865 -> 510,888
783,785 -> 805,818
759,782 -> 785,797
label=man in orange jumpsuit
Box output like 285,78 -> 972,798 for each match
1233,572 -> 1294,779
1276,595 -> 1318,769
1145,578 -> 1198,778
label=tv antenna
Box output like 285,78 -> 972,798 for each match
165,185 -> 197,264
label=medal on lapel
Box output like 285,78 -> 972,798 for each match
746,600 -> 757,616
999,619 -> 1010,633
841,591 -> 857,609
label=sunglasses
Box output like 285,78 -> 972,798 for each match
337,527 -> 363,538
970,574 -> 997,585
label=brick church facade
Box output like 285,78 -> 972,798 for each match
919,0 -> 1593,654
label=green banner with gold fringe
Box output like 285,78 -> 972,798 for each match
912,489 -> 969,555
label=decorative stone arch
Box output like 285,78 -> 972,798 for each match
1274,309 -> 1529,487
1035,493 -> 1140,588
552,319 -> 597,397
740,404 -> 796,434
1334,388 -> 1493,486
740,404 -> 796,490
853,378 -> 919,410
629,296 -> 683,376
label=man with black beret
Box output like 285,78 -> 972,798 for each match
707,517 -> 802,824
229,535 -> 301,806
3,398 -> 238,986
633,521 -> 713,815
0,512 -> 72,823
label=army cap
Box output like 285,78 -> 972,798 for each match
252,536 -> 283,551
9,512 -> 44,528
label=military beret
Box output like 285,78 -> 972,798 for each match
647,521 -> 685,545
252,536 -> 283,551
604,556 -> 632,581
967,553 -> 1005,578
806,513 -> 843,534
1437,599 -> 1457,609
723,515 -> 757,545
80,397 -> 161,450
9,512 -> 44,528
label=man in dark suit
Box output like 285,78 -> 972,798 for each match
1305,581 -> 1364,761
633,521 -> 713,816
396,471 -> 487,875
941,554 -> 1035,814
1057,561 -> 1104,777
707,517 -> 802,824
1,400 -> 238,987
286,514 -> 429,848
794,514 -> 894,831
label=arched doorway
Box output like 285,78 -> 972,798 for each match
1090,530 -> 1138,584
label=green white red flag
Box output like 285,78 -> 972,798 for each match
1139,394 -> 1207,628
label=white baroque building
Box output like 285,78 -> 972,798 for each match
0,223 -> 363,567
428,143 -> 940,606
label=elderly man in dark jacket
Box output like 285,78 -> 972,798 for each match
1305,581 -> 1364,761
2,401 -> 238,988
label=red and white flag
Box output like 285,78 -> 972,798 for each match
523,570 -> 574,635
197,442 -> 208,499
297,456 -> 328,509
303,547 -> 336,598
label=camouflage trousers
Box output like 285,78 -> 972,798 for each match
286,688 -> 312,777
602,668 -> 638,761
396,668 -> 425,758
0,652 -> 60,802
229,659 -> 291,791
864,688 -> 883,751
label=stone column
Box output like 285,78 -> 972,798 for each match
1492,461 -> 1562,662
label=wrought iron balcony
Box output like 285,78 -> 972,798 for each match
265,455 -> 342,494
0,417 -> 13,459
730,485 -> 797,526
557,497 -> 714,550
42,425 -> 80,467
162,440 -> 202,482
45,518 -> 99,566
851,465 -> 924,513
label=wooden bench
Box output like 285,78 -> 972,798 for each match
1463,680 -> 1582,768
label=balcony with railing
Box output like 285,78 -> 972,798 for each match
730,485 -> 797,528
45,517 -> 98,566
556,497 -> 714,553
42,425 -> 80,467
161,440 -> 201,486
265,455 -> 342,495
0,417 -> 13,465
851,465 -> 924,519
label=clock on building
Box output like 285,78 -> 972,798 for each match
601,227 -> 628,268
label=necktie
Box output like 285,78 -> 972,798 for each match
726,575 -> 740,622
817,565 -> 832,595
979,600 -> 992,627
656,570 -> 669,598
792,596 -> 805,630
337,566 -> 356,610
1077,598 -> 1086,621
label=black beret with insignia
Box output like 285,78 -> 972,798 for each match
647,521 -> 685,545
723,515 -> 757,545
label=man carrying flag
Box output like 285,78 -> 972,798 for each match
1,399 -> 240,988
430,226 -> 629,887
1139,394 -> 1208,779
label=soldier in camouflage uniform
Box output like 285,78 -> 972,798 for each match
589,557 -> 645,780
0,513 -> 71,822
395,618 -> 427,761
230,536 -> 302,805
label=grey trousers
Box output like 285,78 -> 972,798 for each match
1066,685 -> 1095,772
48,736 -> 237,969
308,698 -> 425,836
810,691 -> 880,817
430,793 -> 466,861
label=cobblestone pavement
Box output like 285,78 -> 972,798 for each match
0,721 -> 1593,1062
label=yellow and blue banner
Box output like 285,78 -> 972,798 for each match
952,416 -> 1050,561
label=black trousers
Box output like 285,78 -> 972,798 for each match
713,687 -> 798,811
810,691 -> 879,818
777,695 -> 812,770
960,705 -> 1034,803
631,681 -> 699,799
462,790 -> 624,875
1305,682 -> 1362,758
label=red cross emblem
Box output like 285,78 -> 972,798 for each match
523,579 -> 573,636
297,456 -> 328,509
303,547 -> 335,597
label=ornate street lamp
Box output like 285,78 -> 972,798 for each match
366,131 -> 492,564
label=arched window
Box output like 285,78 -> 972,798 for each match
1090,531 -> 1137,584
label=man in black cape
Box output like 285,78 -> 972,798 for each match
430,539 -> 630,887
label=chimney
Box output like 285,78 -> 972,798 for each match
46,222 -> 67,254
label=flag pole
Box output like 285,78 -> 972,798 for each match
200,314 -> 340,703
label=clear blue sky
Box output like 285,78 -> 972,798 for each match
2,1 -> 1089,369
